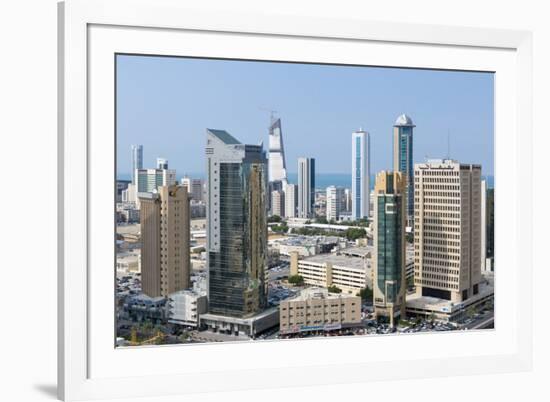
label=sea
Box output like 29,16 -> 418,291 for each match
118,172 -> 494,190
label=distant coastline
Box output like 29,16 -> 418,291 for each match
117,172 -> 495,189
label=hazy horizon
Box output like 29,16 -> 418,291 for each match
116,55 -> 494,176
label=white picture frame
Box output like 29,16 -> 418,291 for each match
58,0 -> 533,400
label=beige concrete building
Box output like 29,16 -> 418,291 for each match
292,253 -> 370,293
139,185 -> 191,297
280,287 -> 362,334
373,171 -> 407,327
413,160 -> 482,303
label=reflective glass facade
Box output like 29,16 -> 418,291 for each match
207,132 -> 268,318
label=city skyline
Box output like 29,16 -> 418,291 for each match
116,55 -> 494,177
115,54 -> 495,346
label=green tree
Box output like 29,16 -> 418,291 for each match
272,223 -> 288,233
288,275 -> 304,286
268,215 -> 282,223
358,287 -> 373,302
328,285 -> 342,294
345,227 -> 367,241
315,216 -> 328,224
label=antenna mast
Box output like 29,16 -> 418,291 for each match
259,107 -> 278,125
446,129 -> 451,160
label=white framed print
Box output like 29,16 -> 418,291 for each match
58,0 -> 533,400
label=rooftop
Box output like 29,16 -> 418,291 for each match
289,287 -> 360,302
394,114 -> 415,127
301,253 -> 366,270
207,128 -> 241,145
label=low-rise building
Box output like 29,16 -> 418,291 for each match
272,235 -> 343,257
116,252 -> 141,274
168,290 -> 208,328
293,253 -> 371,293
280,287 -> 362,335
199,307 -> 279,337
122,294 -> 167,324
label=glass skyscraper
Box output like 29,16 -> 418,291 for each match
393,114 -> 415,226
351,130 -> 370,220
298,157 -> 315,218
373,171 -> 406,328
131,144 -> 143,184
205,129 -> 268,318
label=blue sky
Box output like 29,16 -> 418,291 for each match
116,55 -> 494,177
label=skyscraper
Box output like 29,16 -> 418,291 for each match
205,128 -> 268,318
139,185 -> 191,298
298,157 -> 315,218
284,183 -> 298,218
136,167 -> 176,193
156,157 -> 168,170
131,144 -> 143,184
326,186 -> 344,222
181,176 -> 204,202
271,190 -> 285,218
414,160 -> 482,302
393,114 -> 415,226
373,171 -> 406,328
344,188 -> 352,213
268,118 -> 288,184
480,179 -> 487,271
351,130 -> 370,220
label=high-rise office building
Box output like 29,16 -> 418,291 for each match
326,186 -> 344,222
181,176 -> 204,202
136,168 -> 176,193
373,171 -> 406,327
352,130 -> 371,220
344,188 -> 352,213
268,118 -> 288,184
284,183 -> 298,218
298,157 -> 315,218
271,190 -> 285,218
156,158 -> 169,170
139,185 -> 191,298
413,159 -> 482,302
205,128 -> 268,318
486,186 -> 494,269
393,114 -> 415,227
480,179 -> 487,271
131,144 -> 143,184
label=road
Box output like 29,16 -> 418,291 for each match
268,265 -> 289,281
463,311 -> 495,330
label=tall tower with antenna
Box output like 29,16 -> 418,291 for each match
393,114 -> 415,227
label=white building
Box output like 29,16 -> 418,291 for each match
326,186 -> 345,222
168,290 -> 208,328
181,176 -> 204,202
131,144 -> 143,184
121,183 -> 137,204
284,183 -> 298,218
298,157 -> 315,218
271,189 -> 285,217
292,254 -> 371,293
344,188 -> 352,212
136,168 -> 176,193
351,130 -> 371,220
268,118 -> 288,183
